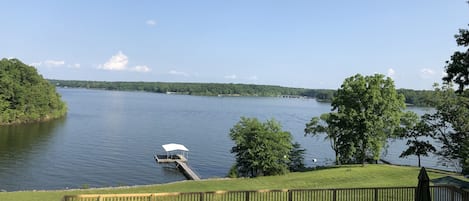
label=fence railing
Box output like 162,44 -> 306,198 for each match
63,186 -> 469,201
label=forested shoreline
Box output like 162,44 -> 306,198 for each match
49,79 -> 435,106
0,59 -> 67,125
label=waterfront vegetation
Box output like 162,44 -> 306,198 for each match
49,79 -> 311,97
0,59 -> 67,125
306,74 -> 406,166
229,118 -> 300,177
49,79 -> 435,106
0,165 -> 466,201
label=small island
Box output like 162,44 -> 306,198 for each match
0,58 -> 67,125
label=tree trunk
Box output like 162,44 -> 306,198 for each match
362,145 -> 366,166
418,155 -> 421,167
335,151 -> 340,165
361,139 -> 367,166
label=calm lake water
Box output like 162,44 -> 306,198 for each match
0,88 -> 447,191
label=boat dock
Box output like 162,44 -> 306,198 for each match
154,143 -> 200,181
154,154 -> 187,163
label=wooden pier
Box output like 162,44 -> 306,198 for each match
154,143 -> 200,181
175,160 -> 200,180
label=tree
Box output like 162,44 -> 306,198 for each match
0,58 -> 67,125
443,24 -> 469,93
435,14 -> 469,174
289,142 -> 306,172
305,112 -> 344,165
331,74 -> 406,165
229,117 -> 293,177
424,84 -> 469,174
398,112 -> 436,167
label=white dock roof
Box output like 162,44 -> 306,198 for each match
162,143 -> 189,152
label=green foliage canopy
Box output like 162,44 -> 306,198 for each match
329,74 -> 406,165
0,58 -> 67,125
424,84 -> 469,174
433,16 -> 469,174
443,25 -> 469,93
229,117 -> 293,177
397,112 -> 436,167
305,112 -> 342,165
288,142 -> 306,172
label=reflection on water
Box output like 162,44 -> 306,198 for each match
0,118 -> 65,191
0,118 -> 65,153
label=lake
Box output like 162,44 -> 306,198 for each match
0,88 -> 447,191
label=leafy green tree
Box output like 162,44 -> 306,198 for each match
331,74 -> 406,165
443,24 -> 469,93
305,112 -> 344,165
229,117 -> 293,177
398,112 -> 436,167
424,84 -> 469,174
289,142 -> 306,172
0,58 -> 67,125
434,15 -> 469,174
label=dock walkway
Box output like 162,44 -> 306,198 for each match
175,160 -> 200,180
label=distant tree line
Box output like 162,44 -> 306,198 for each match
396,89 -> 435,107
0,59 -> 67,125
49,80 -> 309,97
49,80 -> 435,106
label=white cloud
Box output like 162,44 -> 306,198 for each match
99,51 -> 128,71
44,60 -> 65,67
30,62 -> 42,67
146,19 -> 156,26
387,68 -> 395,78
224,74 -> 237,79
169,70 -> 189,77
30,60 -> 66,67
131,65 -> 151,72
98,51 -> 151,73
420,68 -> 436,79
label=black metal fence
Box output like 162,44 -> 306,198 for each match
63,186 -> 469,201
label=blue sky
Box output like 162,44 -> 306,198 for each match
1,1 -> 468,89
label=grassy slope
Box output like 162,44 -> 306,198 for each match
0,165 -> 465,201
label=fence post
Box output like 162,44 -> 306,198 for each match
288,190 -> 293,201
150,193 -> 156,201
198,192 -> 203,201
451,187 -> 455,201
374,188 -> 378,201
332,189 -> 337,201
245,191 -> 250,201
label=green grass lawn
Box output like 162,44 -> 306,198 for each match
0,164 -> 465,201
